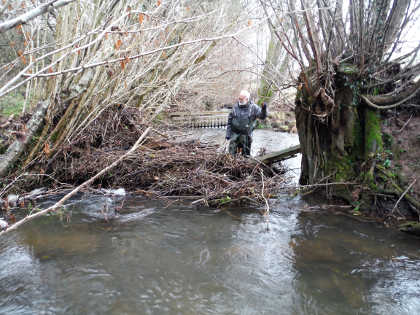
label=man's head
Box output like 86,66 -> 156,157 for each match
238,90 -> 250,106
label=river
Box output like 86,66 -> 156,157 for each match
1,129 -> 419,315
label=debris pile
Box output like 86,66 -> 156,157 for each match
55,138 -> 287,207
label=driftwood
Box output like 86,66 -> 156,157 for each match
257,144 -> 301,164
0,101 -> 50,178
0,127 -> 151,235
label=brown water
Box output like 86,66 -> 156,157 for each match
1,130 -> 419,315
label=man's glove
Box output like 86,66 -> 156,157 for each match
261,102 -> 267,119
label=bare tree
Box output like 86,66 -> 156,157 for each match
260,0 -> 420,214
0,0 -> 252,178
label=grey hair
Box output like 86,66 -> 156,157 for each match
239,90 -> 250,99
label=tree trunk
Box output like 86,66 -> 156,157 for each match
295,63 -> 383,202
295,61 -> 419,216
257,26 -> 282,105
0,101 -> 49,177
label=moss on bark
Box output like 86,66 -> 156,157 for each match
295,62 -> 420,221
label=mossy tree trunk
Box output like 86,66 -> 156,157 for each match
295,62 -> 419,216
260,0 -> 419,218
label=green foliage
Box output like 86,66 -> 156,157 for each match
218,195 -> 231,205
0,92 -> 24,117
255,121 -> 269,129
352,201 -> 361,214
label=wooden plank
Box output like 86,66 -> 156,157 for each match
257,144 -> 301,164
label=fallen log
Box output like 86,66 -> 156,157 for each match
257,144 -> 301,164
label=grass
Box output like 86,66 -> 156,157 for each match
0,92 -> 25,117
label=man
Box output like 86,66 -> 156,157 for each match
226,90 -> 267,156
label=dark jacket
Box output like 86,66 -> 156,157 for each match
226,101 -> 267,139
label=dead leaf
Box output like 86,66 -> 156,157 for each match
43,143 -> 50,155
138,13 -> 144,25
115,39 -> 123,50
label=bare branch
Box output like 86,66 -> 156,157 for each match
0,0 -> 75,34
361,79 -> 420,109
22,27 -> 258,78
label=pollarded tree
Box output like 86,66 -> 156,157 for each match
260,0 -> 420,218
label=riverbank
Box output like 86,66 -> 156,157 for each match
1,104 -> 419,233
0,108 -> 293,232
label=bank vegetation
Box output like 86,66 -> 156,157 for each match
1,0 -> 420,234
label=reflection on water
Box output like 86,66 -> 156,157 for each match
1,195 -> 419,315
1,130 -> 419,314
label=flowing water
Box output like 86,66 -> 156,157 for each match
1,130 -> 419,315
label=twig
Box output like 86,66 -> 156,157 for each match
0,174 -> 25,198
20,25 -> 263,79
0,127 -> 151,235
260,169 -> 270,215
396,114 -> 413,133
391,179 -> 417,214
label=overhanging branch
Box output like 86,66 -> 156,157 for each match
361,80 -> 420,110
0,0 -> 75,33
